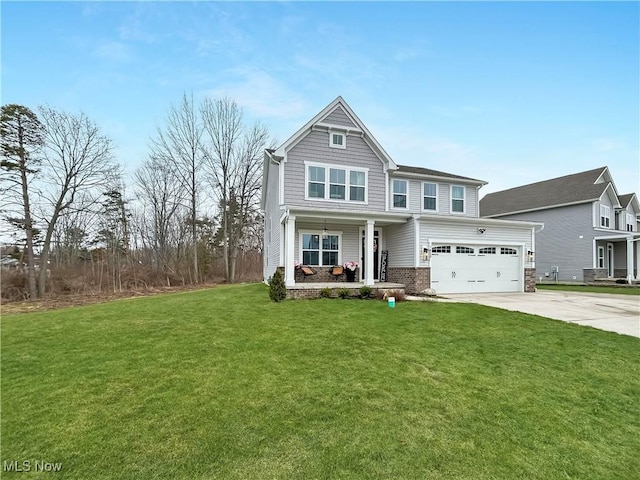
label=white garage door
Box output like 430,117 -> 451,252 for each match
431,244 -> 521,294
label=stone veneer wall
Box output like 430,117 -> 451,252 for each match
386,267 -> 430,294
583,268 -> 607,283
524,268 -> 536,292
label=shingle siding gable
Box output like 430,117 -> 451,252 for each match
284,130 -> 386,211
322,106 -> 357,128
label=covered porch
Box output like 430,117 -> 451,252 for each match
281,208 -> 411,290
592,233 -> 640,282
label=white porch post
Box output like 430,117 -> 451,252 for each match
285,214 -> 296,287
365,219 -> 375,286
627,237 -> 635,282
636,239 -> 640,280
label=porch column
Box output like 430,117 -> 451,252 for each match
627,237 -> 635,282
365,219 -> 375,286
285,214 -> 296,287
636,239 -> 640,280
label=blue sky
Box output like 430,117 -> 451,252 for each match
2,1 -> 639,197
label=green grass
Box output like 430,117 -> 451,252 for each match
538,283 -> 640,295
2,284 -> 639,479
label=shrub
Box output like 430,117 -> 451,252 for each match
319,287 -> 332,298
268,270 -> 286,302
337,288 -> 351,299
359,285 -> 373,299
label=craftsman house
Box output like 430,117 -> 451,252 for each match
262,97 -> 541,296
480,167 -> 640,283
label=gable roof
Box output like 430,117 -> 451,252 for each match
395,164 -> 486,185
274,96 -> 397,170
480,166 -> 616,217
617,193 -> 640,214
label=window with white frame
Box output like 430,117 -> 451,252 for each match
597,246 -> 605,268
301,233 -> 340,266
329,168 -> 346,200
451,185 -> 465,213
423,182 -> 437,211
350,170 -> 366,202
501,247 -> 517,255
329,132 -> 346,149
600,205 -> 610,228
392,179 -> 408,208
305,163 -> 367,202
627,213 -> 635,232
308,166 -> 325,198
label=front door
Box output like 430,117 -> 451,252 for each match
361,230 -> 380,280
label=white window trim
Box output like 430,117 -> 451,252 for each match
391,179 -> 409,210
422,182 -> 438,212
304,161 -> 368,204
329,131 -> 346,149
597,246 -> 605,268
600,204 -> 610,228
299,231 -> 343,266
626,213 -> 634,232
451,185 -> 466,214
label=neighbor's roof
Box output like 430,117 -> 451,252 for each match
480,167 -> 611,217
395,165 -> 486,184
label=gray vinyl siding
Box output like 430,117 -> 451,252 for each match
389,177 -> 479,218
294,222 -> 359,265
496,203 -> 594,282
263,160 -> 281,281
323,107 -> 357,128
284,130 -> 386,211
385,221 -> 415,267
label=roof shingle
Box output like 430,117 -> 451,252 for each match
480,167 -> 609,217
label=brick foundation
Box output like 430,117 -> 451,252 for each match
583,268 -> 607,283
386,267 -> 430,294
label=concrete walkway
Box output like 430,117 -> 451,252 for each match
440,290 -> 640,338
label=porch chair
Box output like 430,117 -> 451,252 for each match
300,265 -> 317,281
330,265 -> 344,281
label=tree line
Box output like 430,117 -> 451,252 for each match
1,95 -> 272,300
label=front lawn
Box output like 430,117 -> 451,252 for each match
537,283 -> 640,295
2,284 -> 638,479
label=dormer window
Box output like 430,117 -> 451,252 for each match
329,132 -> 346,149
600,205 -> 610,228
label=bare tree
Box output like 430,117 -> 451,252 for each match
148,93 -> 203,283
37,106 -> 116,296
201,97 -> 271,282
133,155 -> 186,276
0,104 -> 44,299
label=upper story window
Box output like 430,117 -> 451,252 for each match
305,162 -> 367,203
451,185 -> 465,213
329,168 -> 346,200
423,182 -> 437,211
392,179 -> 408,208
600,204 -> 610,228
350,171 -> 366,201
329,132 -> 346,149
627,213 -> 635,232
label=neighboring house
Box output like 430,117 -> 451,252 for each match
480,167 -> 640,283
261,97 -> 541,295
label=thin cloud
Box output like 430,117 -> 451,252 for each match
95,41 -> 132,63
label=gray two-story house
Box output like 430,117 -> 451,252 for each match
262,97 -> 541,295
480,167 -> 640,283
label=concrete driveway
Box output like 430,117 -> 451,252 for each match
441,290 -> 640,338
